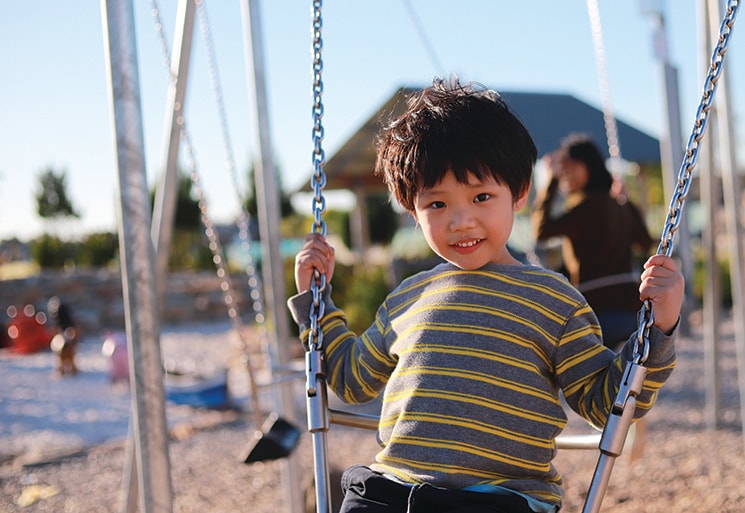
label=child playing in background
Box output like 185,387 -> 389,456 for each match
289,77 -> 684,513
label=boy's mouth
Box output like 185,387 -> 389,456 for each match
452,238 -> 482,253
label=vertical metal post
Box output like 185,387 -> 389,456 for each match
707,0 -> 745,446
697,0 -> 724,430
641,1 -> 695,333
122,3 -> 197,511
152,0 -> 197,293
350,186 -> 370,263
101,2 -> 174,512
240,1 -> 304,512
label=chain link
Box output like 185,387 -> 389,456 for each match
634,0 -> 740,363
586,0 -> 623,171
308,0 -> 327,351
194,0 -> 273,360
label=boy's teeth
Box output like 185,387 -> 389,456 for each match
457,239 -> 480,247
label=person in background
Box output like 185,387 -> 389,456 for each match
289,78 -> 683,513
532,134 -> 653,349
48,296 -> 79,375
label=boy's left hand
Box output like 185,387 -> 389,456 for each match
639,254 -> 685,335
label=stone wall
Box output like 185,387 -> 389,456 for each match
0,270 -> 254,340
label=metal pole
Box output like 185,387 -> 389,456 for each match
240,1 -> 303,512
152,0 -> 197,294
707,0 -> 745,445
697,0 -> 724,430
122,3 -> 198,510
641,2 -> 695,334
101,2 -> 173,512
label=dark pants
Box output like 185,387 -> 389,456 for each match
338,465 -> 535,513
597,310 -> 639,350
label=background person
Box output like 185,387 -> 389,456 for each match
47,296 -> 79,375
532,134 -> 653,349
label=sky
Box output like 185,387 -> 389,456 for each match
1,1 -> 742,242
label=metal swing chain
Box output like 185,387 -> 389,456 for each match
306,3 -> 335,513
586,0 -> 623,173
193,0 -> 275,367
632,0 -> 740,366
309,0 -> 327,353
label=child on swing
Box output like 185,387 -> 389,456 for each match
289,77 -> 684,513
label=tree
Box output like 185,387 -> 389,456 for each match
149,172 -> 202,230
35,167 -> 80,221
244,162 -> 294,220
149,172 -> 209,271
242,162 -> 294,241
173,173 -> 202,230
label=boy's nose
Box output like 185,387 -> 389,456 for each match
449,209 -> 476,231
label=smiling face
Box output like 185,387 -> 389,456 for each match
556,155 -> 590,195
413,170 -> 528,269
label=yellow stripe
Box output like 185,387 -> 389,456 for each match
393,320 -> 554,368
384,387 -> 564,427
393,364 -> 556,404
375,457 -> 513,483
395,410 -> 555,449
383,434 -> 550,472
400,342 -> 541,374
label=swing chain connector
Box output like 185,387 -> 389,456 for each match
610,362 -> 647,421
582,361 -> 647,513
306,348 -> 330,433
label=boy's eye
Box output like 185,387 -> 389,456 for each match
474,193 -> 491,203
430,201 -> 445,209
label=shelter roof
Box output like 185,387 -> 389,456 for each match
302,86 -> 660,192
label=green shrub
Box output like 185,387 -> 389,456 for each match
692,247 -> 733,307
31,234 -> 76,269
78,232 -> 119,268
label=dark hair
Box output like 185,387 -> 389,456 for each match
374,76 -> 537,212
556,134 -> 613,193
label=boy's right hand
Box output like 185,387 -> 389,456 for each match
294,233 -> 336,294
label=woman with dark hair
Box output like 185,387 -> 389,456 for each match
532,134 -> 653,349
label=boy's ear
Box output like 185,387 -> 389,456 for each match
513,185 -> 530,211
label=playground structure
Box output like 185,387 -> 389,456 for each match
98,1 -> 743,513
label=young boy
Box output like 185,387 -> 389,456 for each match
289,77 -> 683,513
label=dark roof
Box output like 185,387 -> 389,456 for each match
305,87 -> 660,192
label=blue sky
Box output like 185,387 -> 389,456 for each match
1,1 -> 742,241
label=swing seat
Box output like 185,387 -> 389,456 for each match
328,409 -> 603,450
241,412 -> 302,463
165,369 -> 230,409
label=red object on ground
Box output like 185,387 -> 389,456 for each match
7,306 -> 52,354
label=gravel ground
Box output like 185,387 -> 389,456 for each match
1,311 -> 743,513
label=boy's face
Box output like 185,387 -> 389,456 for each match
412,170 -> 528,270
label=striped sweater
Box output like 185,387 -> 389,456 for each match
288,262 -> 676,507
